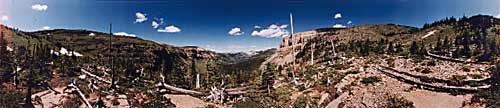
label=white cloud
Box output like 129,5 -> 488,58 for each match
332,24 -> 346,28
1,15 -> 7,21
158,25 -> 181,33
134,12 -> 147,23
31,4 -> 48,11
279,25 -> 288,29
152,21 -> 160,28
254,25 -> 261,29
228,27 -> 244,36
251,24 -> 290,38
347,20 -> 352,25
334,13 -> 342,19
496,14 -> 500,18
114,32 -> 137,37
42,26 -> 50,30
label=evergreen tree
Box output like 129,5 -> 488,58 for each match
360,39 -> 370,56
489,39 -> 498,60
395,41 -> 403,53
463,31 -> 471,57
435,36 -> 442,51
261,64 -> 276,95
387,41 -> 394,54
443,36 -> 450,52
0,31 -> 6,65
410,40 -> 418,54
419,41 -> 427,55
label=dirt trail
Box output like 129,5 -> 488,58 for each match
165,94 -> 207,108
32,87 -> 66,108
402,90 -> 465,108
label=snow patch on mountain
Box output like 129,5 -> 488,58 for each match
422,30 -> 437,39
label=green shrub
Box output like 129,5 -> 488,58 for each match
232,99 -> 264,108
294,95 -> 308,108
361,76 -> 382,84
0,86 -> 23,108
470,74 -> 483,79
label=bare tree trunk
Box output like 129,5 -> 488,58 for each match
495,62 -> 500,90
196,74 -> 200,89
311,43 -> 315,65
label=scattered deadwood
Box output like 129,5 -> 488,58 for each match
379,66 -> 490,86
376,66 -> 489,93
65,81 -> 93,108
81,69 -> 111,84
426,51 -> 486,64
157,82 -> 207,96
156,81 -> 248,104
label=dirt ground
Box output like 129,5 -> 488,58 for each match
402,89 -> 467,108
165,94 -> 207,108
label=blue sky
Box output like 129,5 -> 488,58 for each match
1,0 -> 500,52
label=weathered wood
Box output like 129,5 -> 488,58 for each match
158,82 -> 207,96
81,69 -> 111,84
379,66 -> 490,86
376,66 -> 489,93
67,82 -> 93,108
426,51 -> 486,64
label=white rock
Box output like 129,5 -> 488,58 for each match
6,46 -> 13,52
72,51 -> 84,57
78,74 -> 87,79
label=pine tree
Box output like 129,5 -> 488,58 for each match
387,41 -> 394,54
489,39 -> 498,61
463,31 -> 471,57
410,40 -> 418,54
435,36 -> 442,51
443,36 -> 450,52
395,41 -> 403,53
0,31 -> 6,65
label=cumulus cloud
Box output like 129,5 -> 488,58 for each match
31,4 -> 48,11
347,20 -> 352,25
152,21 -> 160,28
1,15 -> 7,21
134,12 -> 147,23
254,25 -> 261,29
42,26 -> 50,30
228,27 -> 244,36
114,32 -> 137,37
251,24 -> 290,38
158,25 -> 181,33
332,24 -> 346,28
334,13 -> 342,19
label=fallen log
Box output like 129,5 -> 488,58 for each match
376,66 -> 489,93
67,82 -> 93,108
158,82 -> 207,96
81,69 -> 111,84
156,82 -> 248,96
426,51 -> 487,64
379,66 -> 490,86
